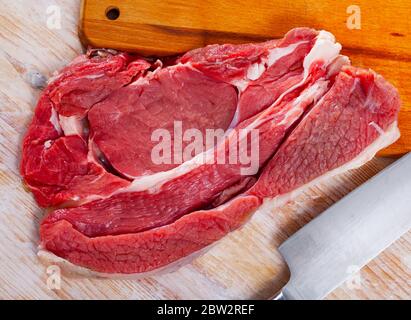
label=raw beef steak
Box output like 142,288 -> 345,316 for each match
21,28 -> 401,275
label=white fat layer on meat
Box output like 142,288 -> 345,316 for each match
59,115 -> 84,136
369,121 -> 385,135
235,30 -> 341,93
259,121 -> 400,211
81,73 -> 105,80
266,30 -> 341,110
244,42 -> 306,82
268,41 -> 308,66
303,30 -> 342,78
48,70 -> 105,87
233,41 -> 309,92
241,80 -> 329,134
275,80 -> 330,127
37,122 -> 399,278
327,55 -> 350,77
291,80 -> 329,108
49,107 -> 62,134
122,146 -> 217,194
235,52 -> 347,135
232,79 -> 249,92
246,62 -> 265,81
229,31 -> 342,129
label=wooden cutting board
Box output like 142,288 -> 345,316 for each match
0,1 -> 409,300
80,0 -> 411,157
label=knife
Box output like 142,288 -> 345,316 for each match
274,152 -> 411,300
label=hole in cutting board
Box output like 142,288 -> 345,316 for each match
106,6 -> 120,20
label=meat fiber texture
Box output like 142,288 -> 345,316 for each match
21,28 -> 401,276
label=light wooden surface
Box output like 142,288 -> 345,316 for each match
80,0 -> 411,157
0,1 -> 410,300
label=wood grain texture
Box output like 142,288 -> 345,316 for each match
80,0 -> 411,157
0,1 -> 409,300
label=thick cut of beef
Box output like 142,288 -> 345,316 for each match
21,28 -> 401,275
88,66 -> 239,177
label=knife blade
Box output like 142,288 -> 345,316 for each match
275,152 -> 411,300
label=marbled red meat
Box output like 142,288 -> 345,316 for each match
20,28 -> 401,275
